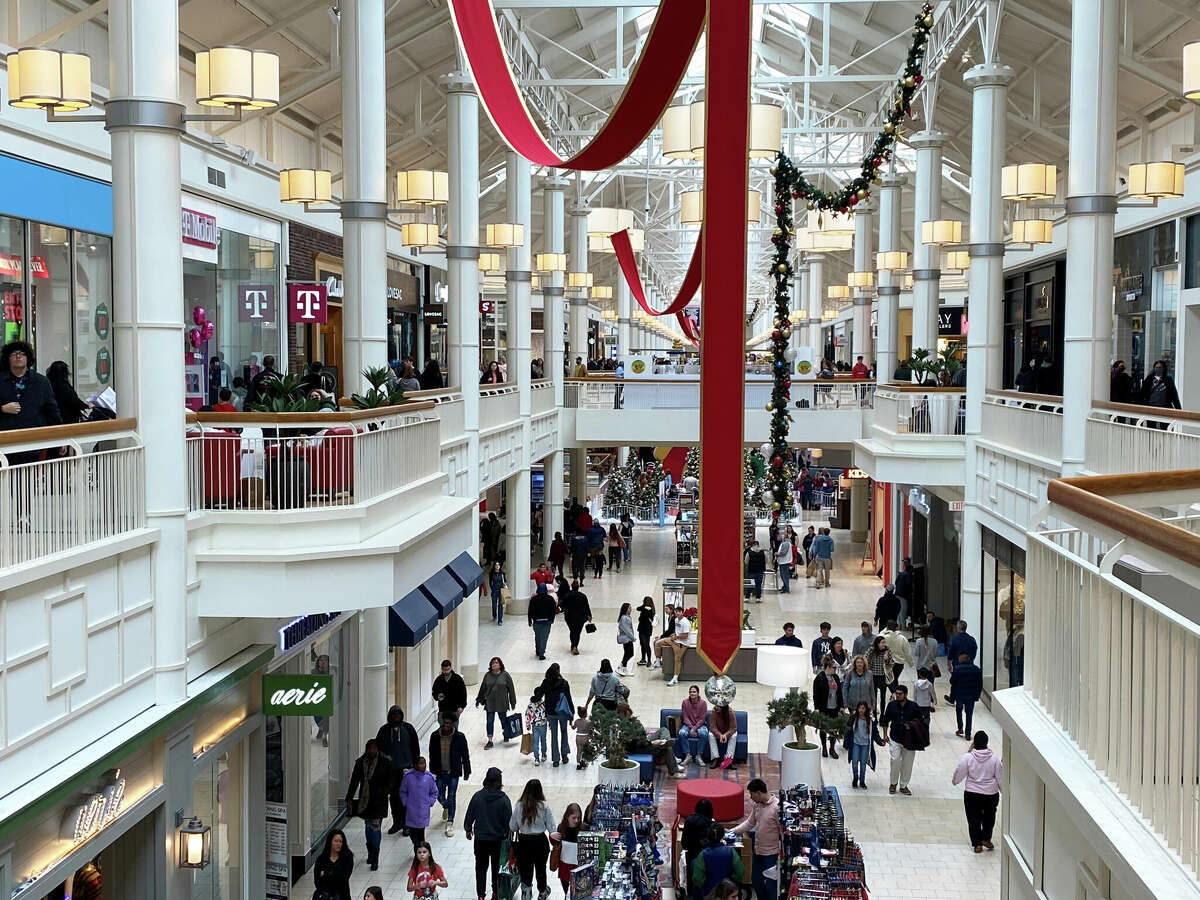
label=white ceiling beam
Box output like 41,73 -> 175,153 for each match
22,0 -> 108,47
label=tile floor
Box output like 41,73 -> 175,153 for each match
294,516 -> 1001,900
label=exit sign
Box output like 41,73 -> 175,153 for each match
949,500 -> 965,512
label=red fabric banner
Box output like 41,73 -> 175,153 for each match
696,0 -> 751,675
448,0 -> 704,171
676,311 -> 700,345
612,228 -> 700,316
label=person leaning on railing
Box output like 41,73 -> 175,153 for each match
0,340 -> 62,464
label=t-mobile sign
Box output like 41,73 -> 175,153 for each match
288,283 -> 328,324
238,284 -> 276,322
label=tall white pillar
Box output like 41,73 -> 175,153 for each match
961,62 -> 1014,656
852,203 -> 875,365
442,71 -> 481,683
543,175 -> 567,408
910,131 -> 945,357
793,262 -> 809,346
807,254 -> 825,358
108,0 -> 187,712
506,152 -> 533,601
567,202 -> 589,365
876,172 -> 906,382
1062,0 -> 1118,474
617,277 -> 632,356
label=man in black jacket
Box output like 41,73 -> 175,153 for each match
894,558 -> 914,627
528,583 -> 557,660
559,581 -> 592,654
743,540 -> 767,600
244,354 -> 280,407
464,767 -> 513,900
874,584 -> 901,631
432,659 -> 468,721
376,705 -> 419,834
681,798 -> 714,900
427,713 -> 471,838
0,341 -> 61,463
345,739 -> 392,870
949,653 -> 984,740
879,686 -> 923,795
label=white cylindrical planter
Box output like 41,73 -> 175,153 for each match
780,742 -> 823,789
767,727 -> 791,762
598,761 -> 642,787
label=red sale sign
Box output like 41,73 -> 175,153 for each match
288,284 -> 328,324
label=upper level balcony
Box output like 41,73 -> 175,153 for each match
854,385 -> 966,485
1086,402 -> 1200,475
992,470 -> 1200,891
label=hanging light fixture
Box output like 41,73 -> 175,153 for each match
1127,162 -> 1185,199
678,190 -> 761,226
589,230 -> 644,253
195,47 -> 279,109
535,252 -> 566,272
875,250 -> 909,271
1000,164 -> 1056,201
478,252 -> 502,273
902,273 -> 915,291
689,100 -> 706,158
1185,41 -> 1200,100
921,219 -> 963,246
401,222 -> 440,249
822,309 -> 838,322
662,105 -> 696,160
587,208 -> 635,238
280,169 -> 333,205
943,250 -> 970,272
6,48 -> 92,111
827,285 -> 850,300
797,215 -> 853,252
567,272 -> 593,289
396,170 -> 449,205
848,271 -> 875,289
177,817 -> 212,869
1012,219 -> 1052,244
592,285 -> 613,300
485,223 -> 524,248
687,102 -> 783,160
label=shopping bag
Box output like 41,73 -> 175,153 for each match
497,839 -> 520,900
584,623 -> 598,634
665,714 -> 681,737
502,712 -> 523,741
805,559 -> 817,577
520,732 -> 534,755
501,587 -> 512,607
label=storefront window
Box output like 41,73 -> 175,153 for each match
29,223 -> 72,372
980,547 -> 997,695
193,748 -> 245,900
74,232 -> 113,397
0,215 -> 24,343
1149,264 -> 1179,377
309,631 -> 349,849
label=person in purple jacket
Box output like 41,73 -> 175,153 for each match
399,756 -> 439,849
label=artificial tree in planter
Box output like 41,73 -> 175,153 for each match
766,691 -> 846,789
579,707 -> 645,786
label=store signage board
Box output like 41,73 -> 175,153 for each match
938,306 -> 964,336
60,769 -> 126,843
265,802 -> 289,899
792,345 -> 816,381
263,674 -> 334,716
238,284 -> 276,323
182,208 -> 218,248
0,255 -> 50,279
622,354 -> 652,379
288,284 -> 328,324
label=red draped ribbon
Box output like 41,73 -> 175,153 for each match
447,0 -> 705,170
695,0 -> 751,674
677,312 -> 700,345
611,229 -> 700,316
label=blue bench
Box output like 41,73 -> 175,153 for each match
660,708 -> 749,763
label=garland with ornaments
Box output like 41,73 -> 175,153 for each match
761,1 -> 932,520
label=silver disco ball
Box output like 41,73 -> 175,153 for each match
705,674 -> 737,707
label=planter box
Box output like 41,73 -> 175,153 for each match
598,761 -> 642,787
780,742 -> 823,789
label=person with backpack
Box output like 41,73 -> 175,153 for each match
532,663 -> 575,768
692,823 -> 745,897
376,706 -> 420,836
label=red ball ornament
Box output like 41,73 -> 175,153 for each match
915,74 -> 924,84
771,330 -> 780,340
791,190 -> 800,200
849,194 -> 859,205
872,157 -> 883,168
772,455 -> 783,468
774,204 -> 783,214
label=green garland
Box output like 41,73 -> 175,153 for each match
762,1 -> 932,521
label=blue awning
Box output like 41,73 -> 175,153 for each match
419,568 -> 465,618
388,589 -> 438,647
446,551 -> 485,594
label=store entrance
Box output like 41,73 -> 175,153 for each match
318,304 -> 343,397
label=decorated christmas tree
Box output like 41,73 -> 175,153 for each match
743,449 -> 768,508
683,447 -> 700,480
603,466 -> 635,515
637,459 -> 665,508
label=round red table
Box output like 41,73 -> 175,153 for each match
675,778 -> 744,822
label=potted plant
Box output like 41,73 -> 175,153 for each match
348,365 -> 406,412
580,707 -> 644,786
766,691 -> 846,789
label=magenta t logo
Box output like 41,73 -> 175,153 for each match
288,283 -> 328,324
237,284 -> 276,323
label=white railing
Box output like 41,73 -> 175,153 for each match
479,384 -> 520,431
0,419 -> 145,569
1086,404 -> 1200,475
565,379 -> 874,411
531,379 -> 555,416
873,387 -> 965,435
185,407 -> 439,512
981,391 -> 1063,461
1027,477 -> 1200,873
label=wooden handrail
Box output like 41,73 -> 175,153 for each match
1093,401 -> 1200,424
878,383 -> 966,393
0,417 -> 139,448
190,401 -> 435,426
986,389 -> 1063,405
1048,470 -> 1200,571
398,386 -> 460,400
563,377 -> 874,385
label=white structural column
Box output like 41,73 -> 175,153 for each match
876,173 -> 905,382
340,0 -> 390,748
807,254 -> 824,355
506,151 -> 533,606
542,174 -> 567,540
910,131 -> 945,357
961,62 -> 1014,655
794,263 -> 809,339
617,276 -> 632,357
1061,0 -> 1118,474
567,201 -> 589,505
442,71 -> 481,683
852,202 -> 875,365
108,0 -> 187,712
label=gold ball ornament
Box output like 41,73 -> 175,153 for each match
923,14 -> 933,27
777,263 -> 788,273
772,502 -> 781,511
904,75 -> 915,88
857,188 -> 868,200
884,122 -> 895,135
765,402 -> 773,411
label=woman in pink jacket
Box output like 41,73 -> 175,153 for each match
952,731 -> 1003,853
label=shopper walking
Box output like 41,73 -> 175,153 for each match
843,656 -> 876,715
616,602 -> 636,674
586,659 -> 622,712
953,731 -> 1003,853
731,779 -> 781,900
852,621 -> 874,658
489,562 -> 507,626
810,622 -> 833,674
636,597 -> 656,665
914,627 -> 939,687
475,657 -> 517,749
811,656 -> 843,759
674,684 -> 709,764
569,531 -> 588,583
376,706 -> 419,836
527,583 -> 557,661
432,660 -> 468,722
879,621 -> 914,688
313,829 -> 354,900
345,740 -> 392,871
548,532 -> 568,577
0,341 -> 61,446
874,585 -> 901,632
880,685 -> 926,795
948,621 -> 978,670
894,558 -> 914,628
1139,358 -> 1182,416
510,779 -> 556,900
525,694 -> 549,766
620,514 -> 634,563
743,540 -> 767,600
801,525 -> 816,575
774,531 -> 793,593
812,527 -> 835,588
551,803 -> 583,896
532,663 -> 575,768
559,581 -> 592,655
464,767 -> 513,900
427,714 -> 471,837
843,701 -> 884,789
399,757 -> 438,848
949,652 -> 983,739
866,637 -> 894,711
607,523 -> 625,571
406,842 -> 448,898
